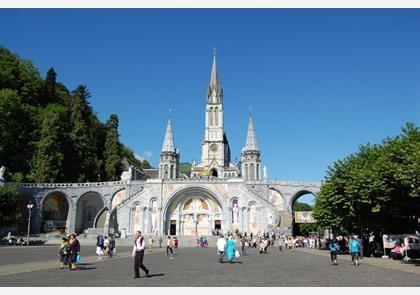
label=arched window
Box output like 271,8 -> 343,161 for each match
170,165 -> 174,179
250,163 -> 255,180
164,164 -> 169,179
244,164 -> 248,180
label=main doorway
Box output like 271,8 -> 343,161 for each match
214,220 -> 221,230
170,220 -> 176,235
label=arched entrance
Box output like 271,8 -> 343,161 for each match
41,192 -> 69,233
75,192 -> 104,234
291,191 -> 317,236
163,187 -> 225,236
210,168 -> 218,177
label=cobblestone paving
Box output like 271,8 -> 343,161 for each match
0,246 -> 419,287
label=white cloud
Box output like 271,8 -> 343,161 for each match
135,151 -> 153,162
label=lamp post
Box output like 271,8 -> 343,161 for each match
27,203 -> 33,246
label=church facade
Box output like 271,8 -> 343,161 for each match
8,54 -> 321,237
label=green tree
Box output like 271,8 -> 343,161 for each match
69,85 -> 98,182
32,105 -> 69,183
0,89 -> 35,181
104,114 -> 123,180
0,185 -> 22,227
43,67 -> 57,105
313,122 -> 420,235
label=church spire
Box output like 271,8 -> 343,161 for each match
207,48 -> 223,103
244,115 -> 259,152
161,118 -> 176,153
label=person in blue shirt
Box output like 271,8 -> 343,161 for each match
329,238 -> 339,265
349,235 -> 360,266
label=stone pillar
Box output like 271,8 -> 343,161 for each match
68,199 -> 77,234
103,210 -> 111,234
157,208 -> 162,236
241,207 -> 246,233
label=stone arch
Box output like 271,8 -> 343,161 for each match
162,186 -> 227,236
41,191 -> 70,233
94,207 -> 108,229
290,190 -> 317,236
268,188 -> 285,210
75,191 -> 105,234
109,189 -> 127,235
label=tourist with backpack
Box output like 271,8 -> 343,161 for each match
329,238 -> 339,265
349,235 -> 360,266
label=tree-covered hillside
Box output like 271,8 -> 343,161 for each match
0,46 -> 150,183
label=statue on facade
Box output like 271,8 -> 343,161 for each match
0,166 -> 5,180
151,201 -> 158,233
232,201 -> 239,223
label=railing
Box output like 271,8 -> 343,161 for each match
12,180 -> 127,188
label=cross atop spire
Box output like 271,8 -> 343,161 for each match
161,118 -> 176,153
207,49 -> 223,103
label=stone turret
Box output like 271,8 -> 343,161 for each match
159,118 -> 179,179
241,116 -> 261,180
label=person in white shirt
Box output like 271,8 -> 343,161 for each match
132,231 -> 150,279
166,236 -> 174,256
217,234 -> 227,263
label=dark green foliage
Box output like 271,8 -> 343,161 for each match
0,185 -> 22,227
43,67 -> 57,105
32,105 -> 68,183
313,123 -> 420,235
104,114 -> 123,180
0,46 -> 144,183
293,201 -> 313,212
179,162 -> 192,177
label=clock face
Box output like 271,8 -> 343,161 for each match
210,144 -> 218,152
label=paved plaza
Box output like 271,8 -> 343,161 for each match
0,244 -> 419,287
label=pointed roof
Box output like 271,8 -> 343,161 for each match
161,118 -> 176,153
207,51 -> 223,103
243,116 -> 259,152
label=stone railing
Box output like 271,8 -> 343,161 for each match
12,180 -> 127,188
267,180 -> 322,187
160,177 -> 244,184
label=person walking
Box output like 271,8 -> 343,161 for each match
68,234 -> 80,271
217,234 -> 227,263
132,230 -> 150,279
104,236 -> 109,256
58,237 -> 70,269
349,235 -> 360,266
96,234 -> 104,260
241,235 -> 247,256
166,236 -> 174,256
159,236 -> 163,248
108,236 -> 116,258
226,236 -> 236,263
148,236 -> 154,252
329,238 -> 339,265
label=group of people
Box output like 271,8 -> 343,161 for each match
327,235 -> 362,266
96,234 -> 116,259
196,237 -> 208,248
217,234 -> 239,263
58,234 -> 80,270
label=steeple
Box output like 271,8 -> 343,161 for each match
161,118 -> 176,153
207,49 -> 223,103
159,117 -> 180,179
244,116 -> 259,152
241,115 -> 261,181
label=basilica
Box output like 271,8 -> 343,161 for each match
10,54 -> 321,237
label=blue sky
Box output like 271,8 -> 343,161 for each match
1,9 -> 419,185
